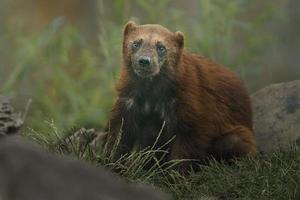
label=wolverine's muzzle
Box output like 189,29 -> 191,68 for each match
138,56 -> 151,68
133,55 -> 159,78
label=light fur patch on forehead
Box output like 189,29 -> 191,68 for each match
128,25 -> 175,43
137,34 -> 170,45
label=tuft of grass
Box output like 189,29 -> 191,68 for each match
25,124 -> 300,200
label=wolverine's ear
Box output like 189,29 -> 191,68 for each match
175,31 -> 184,49
124,21 -> 137,37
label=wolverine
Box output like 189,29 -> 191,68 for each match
103,21 -> 256,172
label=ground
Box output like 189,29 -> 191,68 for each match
34,127 -> 300,200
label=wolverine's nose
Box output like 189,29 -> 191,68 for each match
138,56 -> 151,67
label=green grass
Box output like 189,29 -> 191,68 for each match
26,124 -> 300,200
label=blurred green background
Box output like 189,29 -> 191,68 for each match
0,0 -> 299,134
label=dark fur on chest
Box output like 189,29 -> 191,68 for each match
121,73 -> 178,149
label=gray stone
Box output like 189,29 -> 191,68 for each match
252,80 -> 300,152
0,136 -> 169,200
0,97 -> 23,136
62,128 -> 107,152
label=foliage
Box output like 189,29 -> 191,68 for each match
1,0 -> 276,135
1,18 -> 116,133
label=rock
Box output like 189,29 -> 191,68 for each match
62,128 -> 107,152
0,136 -> 169,200
62,128 -> 98,151
252,80 -> 300,152
0,97 -> 23,136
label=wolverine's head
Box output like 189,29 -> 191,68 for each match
122,21 -> 184,79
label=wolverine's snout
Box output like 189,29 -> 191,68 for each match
133,53 -> 159,78
138,56 -> 151,68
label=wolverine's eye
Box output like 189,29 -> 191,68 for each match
157,43 -> 166,55
132,40 -> 142,50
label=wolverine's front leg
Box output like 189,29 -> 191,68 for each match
103,99 -> 136,160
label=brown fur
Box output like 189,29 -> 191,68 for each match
104,21 -> 256,172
